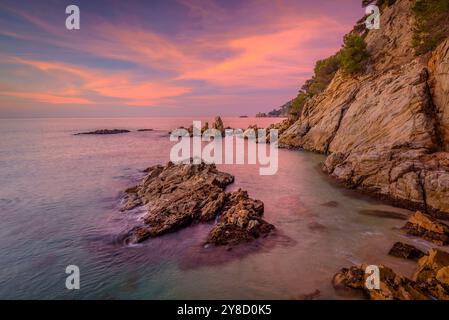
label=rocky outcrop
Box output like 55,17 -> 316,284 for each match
75,129 -> 130,135
388,242 -> 425,261
122,161 -> 274,245
278,0 -> 449,216
171,116 -> 227,137
206,189 -> 274,246
332,264 -> 429,300
333,248 -> 449,300
402,211 -> 449,245
413,249 -> 449,300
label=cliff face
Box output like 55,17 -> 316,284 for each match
280,0 -> 449,215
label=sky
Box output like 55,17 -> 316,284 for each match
0,0 -> 363,118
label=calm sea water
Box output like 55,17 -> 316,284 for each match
0,117 -> 437,299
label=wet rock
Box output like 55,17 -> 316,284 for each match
412,249 -> 449,299
388,242 -> 425,260
402,211 -> 449,245
334,248 -> 449,300
333,264 -> 429,300
124,161 -> 233,242
206,189 -> 274,246
137,129 -> 153,132
122,161 -> 274,245
413,249 -> 449,282
75,129 -> 130,135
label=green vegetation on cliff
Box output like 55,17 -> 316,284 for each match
412,0 -> 449,55
284,34 -> 368,117
339,34 -> 369,74
302,54 -> 340,97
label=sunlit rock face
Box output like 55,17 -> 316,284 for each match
280,0 -> 449,215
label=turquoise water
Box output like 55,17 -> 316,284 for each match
0,117 -> 434,299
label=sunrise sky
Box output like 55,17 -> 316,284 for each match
0,0 -> 363,118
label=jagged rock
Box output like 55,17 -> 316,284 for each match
413,249 -> 449,282
75,129 -> 130,135
211,116 -> 225,135
388,242 -> 425,260
333,248 -> 449,300
333,264 -> 429,300
412,249 -> 449,299
206,189 -> 274,246
170,116 -> 227,137
277,0 -> 449,215
122,161 -> 274,245
402,211 -> 449,245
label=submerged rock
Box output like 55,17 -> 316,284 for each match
123,161 -> 274,245
137,129 -> 154,132
358,209 -> 408,220
75,129 -> 130,135
402,211 -> 449,245
388,242 -> 425,261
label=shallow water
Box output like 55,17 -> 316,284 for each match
0,117 -> 440,299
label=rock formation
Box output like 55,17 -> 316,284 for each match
388,242 -> 425,260
75,129 -> 130,135
402,211 -> 449,245
333,264 -> 429,300
170,116 -> 227,137
333,248 -> 449,300
122,161 -> 274,245
206,189 -> 274,245
278,0 -> 449,216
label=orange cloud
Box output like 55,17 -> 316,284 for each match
0,1 -> 359,111
5,57 -> 191,106
0,91 -> 91,105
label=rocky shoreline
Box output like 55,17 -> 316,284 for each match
122,160 -> 274,246
275,0 -> 449,218
334,211 -> 449,300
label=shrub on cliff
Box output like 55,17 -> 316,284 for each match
302,54 -> 340,97
412,0 -> 449,55
288,92 -> 307,118
339,34 -> 369,74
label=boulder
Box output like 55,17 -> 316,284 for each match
206,189 -> 274,246
412,249 -> 449,299
211,116 -> 224,135
388,242 -> 425,260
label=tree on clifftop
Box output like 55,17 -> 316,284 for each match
339,34 -> 369,74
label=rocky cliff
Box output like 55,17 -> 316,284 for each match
279,0 -> 449,215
